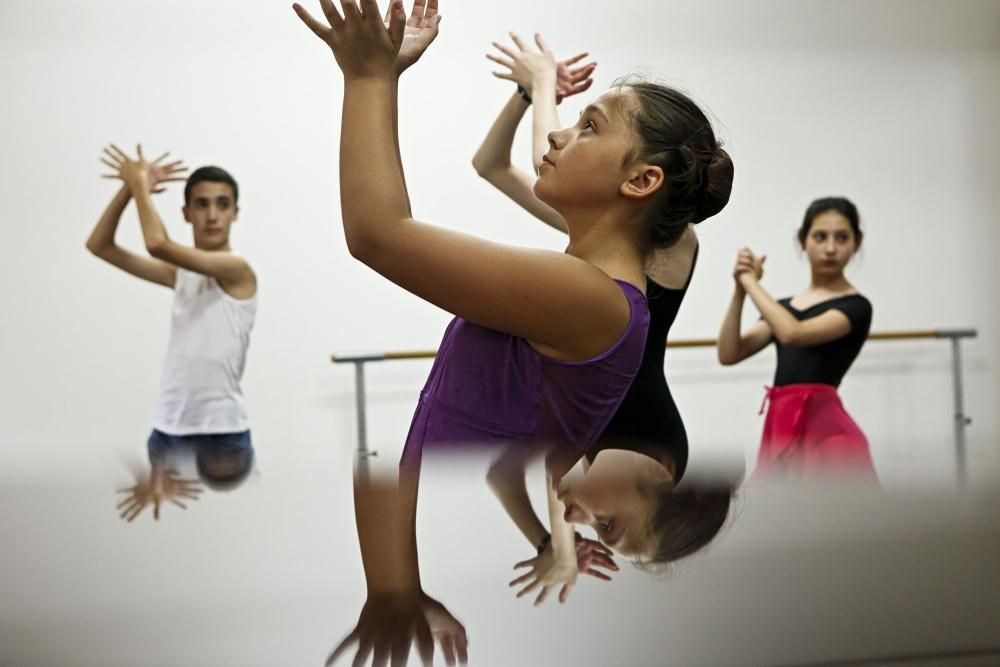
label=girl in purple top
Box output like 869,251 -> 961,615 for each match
293,0 -> 733,612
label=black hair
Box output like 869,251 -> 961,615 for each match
636,481 -> 732,571
184,166 -> 239,205
195,447 -> 254,492
616,78 -> 735,250
798,196 -> 862,247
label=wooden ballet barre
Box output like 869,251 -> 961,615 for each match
330,328 -> 977,362
331,327 -> 977,486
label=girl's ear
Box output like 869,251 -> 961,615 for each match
620,164 -> 665,201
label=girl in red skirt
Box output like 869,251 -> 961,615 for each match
718,197 -> 877,480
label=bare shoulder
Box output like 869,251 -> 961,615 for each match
645,225 -> 698,290
219,254 -> 256,300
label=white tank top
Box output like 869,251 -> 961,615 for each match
153,266 -> 257,435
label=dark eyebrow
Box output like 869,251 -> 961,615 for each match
582,104 -> 611,125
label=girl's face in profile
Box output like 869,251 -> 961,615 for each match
533,90 -> 640,215
557,448 -> 673,558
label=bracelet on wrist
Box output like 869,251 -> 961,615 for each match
517,84 -> 532,105
536,533 -> 551,555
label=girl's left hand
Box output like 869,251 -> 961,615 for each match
293,0 -> 406,80
575,533 -> 619,580
509,543 -> 579,606
385,0 -> 442,75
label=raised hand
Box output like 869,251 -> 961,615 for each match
116,465 -> 203,522
488,32 -> 596,102
325,591 -> 434,667
101,146 -> 187,194
734,247 -> 766,286
146,154 -> 188,194
101,144 -> 155,192
509,542 -> 579,606
383,0 -> 442,74
293,0 -> 407,80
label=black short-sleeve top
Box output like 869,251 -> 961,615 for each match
772,294 -> 872,388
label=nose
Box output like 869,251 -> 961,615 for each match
547,128 -> 568,151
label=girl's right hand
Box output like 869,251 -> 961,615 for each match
733,247 -> 766,285
488,32 -> 596,102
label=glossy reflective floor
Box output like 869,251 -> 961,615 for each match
2,446 -> 999,667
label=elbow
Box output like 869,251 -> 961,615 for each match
717,348 -> 740,366
344,227 -> 381,265
471,155 -> 488,177
85,239 -> 101,256
145,237 -> 170,259
775,331 -> 800,348
472,157 -> 497,181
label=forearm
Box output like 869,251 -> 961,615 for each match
486,467 -> 549,548
86,186 -> 131,254
390,81 -> 412,217
472,92 -> 529,176
741,277 -> 800,345
354,469 -> 422,595
530,74 -> 559,170
717,287 -> 747,364
340,75 -> 412,258
545,473 -> 576,561
130,186 -> 171,253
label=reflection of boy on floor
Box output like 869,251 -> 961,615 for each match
88,145 -> 257,518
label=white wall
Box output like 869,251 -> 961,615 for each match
1,0 -> 997,488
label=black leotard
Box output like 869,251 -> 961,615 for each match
586,246 -> 698,481
772,294 -> 872,388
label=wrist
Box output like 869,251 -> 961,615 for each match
516,84 -> 532,105
344,72 -> 398,88
366,586 -> 423,603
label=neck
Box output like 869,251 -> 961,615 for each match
195,240 -> 232,252
809,268 -> 851,292
562,207 -> 646,288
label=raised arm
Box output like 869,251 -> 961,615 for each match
293,0 -> 632,361
86,149 -> 189,288
718,248 -> 774,364
474,34 -> 595,233
102,145 -> 254,296
472,91 -> 568,232
737,247 -> 853,348
86,184 -> 177,288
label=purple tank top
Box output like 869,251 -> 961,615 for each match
401,280 -> 650,469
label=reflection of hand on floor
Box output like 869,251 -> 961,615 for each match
421,592 -> 469,666
116,465 -> 203,522
510,544 -> 579,606
325,591 -> 433,667
575,532 -> 619,581
325,590 -> 469,667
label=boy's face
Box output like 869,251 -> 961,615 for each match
182,181 -> 239,250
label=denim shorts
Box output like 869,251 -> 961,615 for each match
147,429 -> 253,463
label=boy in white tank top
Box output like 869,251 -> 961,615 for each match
87,145 -> 257,519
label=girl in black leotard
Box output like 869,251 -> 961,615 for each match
476,33 -> 730,567
718,197 -> 877,480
